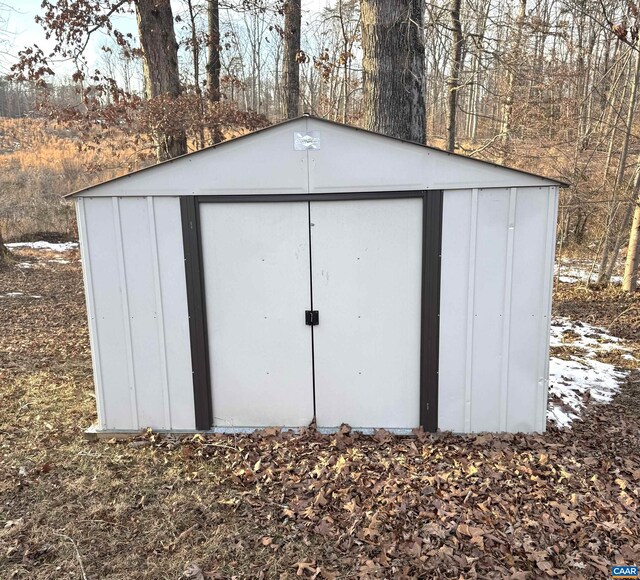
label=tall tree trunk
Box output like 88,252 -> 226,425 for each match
186,0 -> 201,97
466,1 -> 488,142
606,198 -> 634,281
596,52 -> 630,283
338,0 -> 352,124
207,0 -> 221,103
135,0 -> 187,161
598,44 -> 640,284
623,192 -> 640,291
603,162 -> 640,283
499,0 -> 526,163
186,0 -> 206,150
360,0 -> 425,143
446,0 -> 463,152
614,49 -> 640,187
274,43 -> 282,112
282,0 -> 302,119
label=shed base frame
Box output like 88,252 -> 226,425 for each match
84,424 -> 420,441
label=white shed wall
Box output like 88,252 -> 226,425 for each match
305,118 -> 555,193
438,186 -> 558,433
70,117 -> 558,199
77,196 -> 195,431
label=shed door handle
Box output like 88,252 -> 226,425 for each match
305,310 -> 319,326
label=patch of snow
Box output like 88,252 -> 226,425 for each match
6,241 -> 78,252
558,275 -> 580,283
554,260 -> 630,286
550,316 -> 628,354
548,317 -> 630,427
547,406 -> 578,428
554,259 -> 597,284
549,357 -> 624,425
554,266 -> 591,284
15,259 -> 72,269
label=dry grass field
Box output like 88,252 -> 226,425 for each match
0,118 -> 148,241
0,248 -> 639,579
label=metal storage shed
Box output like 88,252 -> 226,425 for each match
68,115 -> 564,435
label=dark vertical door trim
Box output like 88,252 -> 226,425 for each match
180,196 -> 213,430
420,190 -> 443,432
306,201 -> 318,422
186,191 -> 443,433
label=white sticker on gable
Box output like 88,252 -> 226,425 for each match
294,131 -> 321,150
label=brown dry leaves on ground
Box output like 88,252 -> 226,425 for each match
0,254 -> 639,579
554,281 -> 640,342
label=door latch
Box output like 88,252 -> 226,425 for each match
305,310 -> 319,326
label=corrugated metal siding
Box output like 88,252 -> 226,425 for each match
438,189 -> 472,431
153,198 -> 197,428
439,186 -> 558,433
77,196 -> 194,431
77,185 -> 557,434
538,187 -> 559,431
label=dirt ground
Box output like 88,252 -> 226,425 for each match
1,251 -> 639,579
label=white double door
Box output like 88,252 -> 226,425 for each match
200,198 -> 423,429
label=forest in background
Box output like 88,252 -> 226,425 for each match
1,0 -> 640,287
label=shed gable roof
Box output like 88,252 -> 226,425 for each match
66,115 -> 565,198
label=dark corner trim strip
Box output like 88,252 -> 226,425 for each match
420,190 -> 443,432
180,196 -> 213,430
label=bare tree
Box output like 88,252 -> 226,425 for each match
360,0 -> 425,143
623,189 -> 640,290
185,0 -> 207,149
12,0 -> 187,161
336,0 -> 360,123
446,0 -> 463,151
207,0 -> 221,103
137,0 -> 187,160
498,0 -> 526,163
283,0 -> 302,118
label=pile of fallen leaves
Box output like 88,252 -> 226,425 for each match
0,252 -> 639,579
134,416 -> 640,579
554,281 -> 640,342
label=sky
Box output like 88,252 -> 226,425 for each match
1,0 -> 139,76
1,0 -> 330,77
